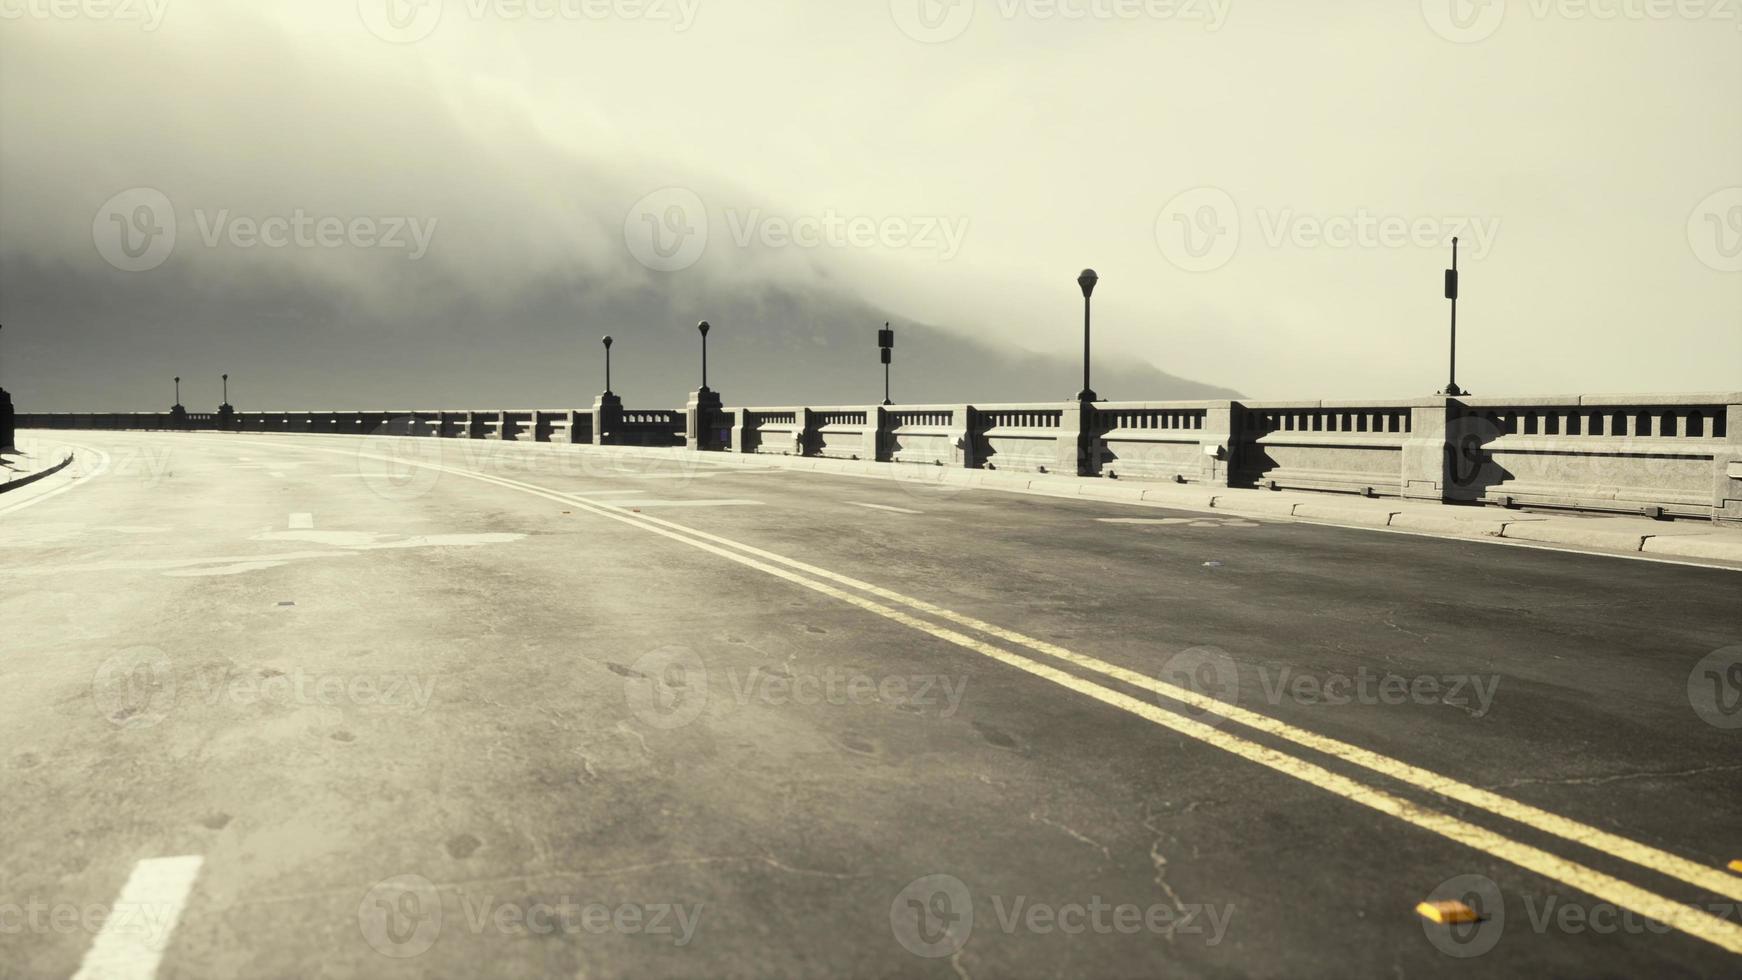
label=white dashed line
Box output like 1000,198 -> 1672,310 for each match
71,855 -> 204,980
288,513 -> 314,529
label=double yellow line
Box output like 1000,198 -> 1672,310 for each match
248,436 -> 1742,955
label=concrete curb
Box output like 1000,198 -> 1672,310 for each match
0,452 -> 74,494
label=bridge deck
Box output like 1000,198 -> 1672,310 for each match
3,429 -> 1740,976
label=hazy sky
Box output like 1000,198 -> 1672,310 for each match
2,0 -> 1738,407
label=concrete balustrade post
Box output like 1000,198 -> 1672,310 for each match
1197,401 -> 1236,486
685,388 -> 723,451
593,393 -> 622,446
1056,400 -> 1091,476
863,406 -> 886,462
949,405 -> 975,468
1401,397 -> 1454,503
729,411 -> 748,454
1716,401 -> 1742,524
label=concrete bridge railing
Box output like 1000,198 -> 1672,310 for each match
16,390 -> 1741,522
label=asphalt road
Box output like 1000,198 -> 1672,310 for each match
3,430 -> 1740,978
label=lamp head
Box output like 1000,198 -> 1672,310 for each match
697,320 -> 710,337
602,335 -> 613,349
1077,269 -> 1099,299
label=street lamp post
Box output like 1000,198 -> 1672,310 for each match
878,323 -> 895,406
686,320 -> 722,451
218,373 -> 235,429
697,320 -> 711,392
593,335 -> 622,448
173,376 -> 182,409
1438,238 -> 1467,397
172,376 -> 186,428
1076,269 -> 1099,402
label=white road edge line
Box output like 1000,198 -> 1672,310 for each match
71,855 -> 204,980
849,502 -> 923,515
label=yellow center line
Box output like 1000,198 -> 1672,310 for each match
219,435 -> 1742,954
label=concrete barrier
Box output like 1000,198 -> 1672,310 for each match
18,389 -> 1740,522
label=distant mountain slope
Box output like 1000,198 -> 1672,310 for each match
1,256 -> 1240,411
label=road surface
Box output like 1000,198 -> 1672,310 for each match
3,429 -> 1740,978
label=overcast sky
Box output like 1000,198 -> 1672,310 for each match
2,0 -> 1738,408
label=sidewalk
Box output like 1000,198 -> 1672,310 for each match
553,442 -> 1742,566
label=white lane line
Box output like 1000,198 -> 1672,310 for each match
606,499 -> 763,509
72,855 -> 204,980
849,502 -> 922,515
288,513 -> 315,529
269,471 -> 286,479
